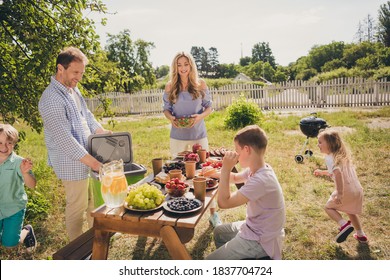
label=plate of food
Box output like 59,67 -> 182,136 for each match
123,201 -> 164,212
206,178 -> 219,190
124,183 -> 166,211
163,197 -> 203,214
189,178 -> 219,191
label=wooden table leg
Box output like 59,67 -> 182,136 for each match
160,226 -> 192,260
91,229 -> 111,260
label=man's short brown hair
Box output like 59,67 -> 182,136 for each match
234,125 -> 267,152
56,47 -> 88,71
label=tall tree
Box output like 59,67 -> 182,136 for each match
251,42 -> 276,68
207,47 -> 219,77
190,46 -> 204,72
378,1 -> 390,47
0,0 -> 107,132
105,29 -> 155,92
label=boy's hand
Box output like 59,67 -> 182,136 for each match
21,158 -> 33,174
222,151 -> 239,171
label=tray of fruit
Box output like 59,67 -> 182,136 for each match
124,183 -> 166,212
163,197 -> 203,213
174,117 -> 195,128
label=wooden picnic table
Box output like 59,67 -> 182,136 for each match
90,173 -> 218,260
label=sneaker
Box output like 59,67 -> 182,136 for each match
335,221 -> 354,243
23,224 -> 37,252
209,212 -> 222,228
353,233 -> 368,244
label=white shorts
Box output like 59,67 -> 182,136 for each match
170,137 -> 209,157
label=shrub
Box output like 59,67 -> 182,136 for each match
224,94 -> 263,130
25,189 -> 50,222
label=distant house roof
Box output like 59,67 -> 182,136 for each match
234,73 -> 252,82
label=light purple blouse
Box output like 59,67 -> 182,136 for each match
163,89 -> 212,141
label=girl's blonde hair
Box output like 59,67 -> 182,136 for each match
0,124 -> 19,144
167,51 -> 204,104
318,130 -> 351,167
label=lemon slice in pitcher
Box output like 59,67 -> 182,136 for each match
101,174 -> 113,187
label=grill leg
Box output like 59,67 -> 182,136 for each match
300,137 -> 310,155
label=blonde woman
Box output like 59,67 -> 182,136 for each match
163,51 -> 221,227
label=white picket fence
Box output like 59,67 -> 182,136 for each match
85,78 -> 390,115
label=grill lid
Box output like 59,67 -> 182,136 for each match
88,132 -> 133,164
299,116 -> 327,126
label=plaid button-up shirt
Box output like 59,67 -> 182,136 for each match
39,76 -> 102,181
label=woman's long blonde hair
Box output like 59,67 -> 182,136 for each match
318,130 -> 351,167
167,52 -> 204,104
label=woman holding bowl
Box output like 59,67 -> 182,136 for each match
163,51 -> 221,227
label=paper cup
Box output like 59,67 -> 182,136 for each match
185,161 -> 196,179
152,158 -> 163,176
169,169 -> 182,179
193,177 -> 206,201
197,149 -> 207,163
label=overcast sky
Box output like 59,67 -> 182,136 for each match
86,0 -> 386,67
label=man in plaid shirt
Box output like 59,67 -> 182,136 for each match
39,47 -> 111,241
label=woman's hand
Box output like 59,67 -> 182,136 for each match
190,114 -> 202,127
170,116 -> 179,128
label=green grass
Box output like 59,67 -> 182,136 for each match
1,107 -> 389,260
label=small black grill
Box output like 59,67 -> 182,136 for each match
299,115 -> 328,138
295,113 -> 329,163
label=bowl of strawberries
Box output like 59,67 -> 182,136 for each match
165,178 -> 190,197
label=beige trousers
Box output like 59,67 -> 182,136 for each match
62,179 -> 94,241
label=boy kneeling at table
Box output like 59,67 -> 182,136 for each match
205,125 -> 286,260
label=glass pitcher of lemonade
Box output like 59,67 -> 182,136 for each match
99,159 -> 128,208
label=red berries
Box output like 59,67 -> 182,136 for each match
165,178 -> 188,197
201,160 -> 222,169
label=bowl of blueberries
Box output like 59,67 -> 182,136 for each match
163,197 -> 202,213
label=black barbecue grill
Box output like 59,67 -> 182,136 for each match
295,112 -> 329,163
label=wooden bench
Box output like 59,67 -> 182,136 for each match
53,228 -> 96,260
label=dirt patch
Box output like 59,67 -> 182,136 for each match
366,118 -> 390,129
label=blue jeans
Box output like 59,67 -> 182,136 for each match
206,221 -> 268,260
